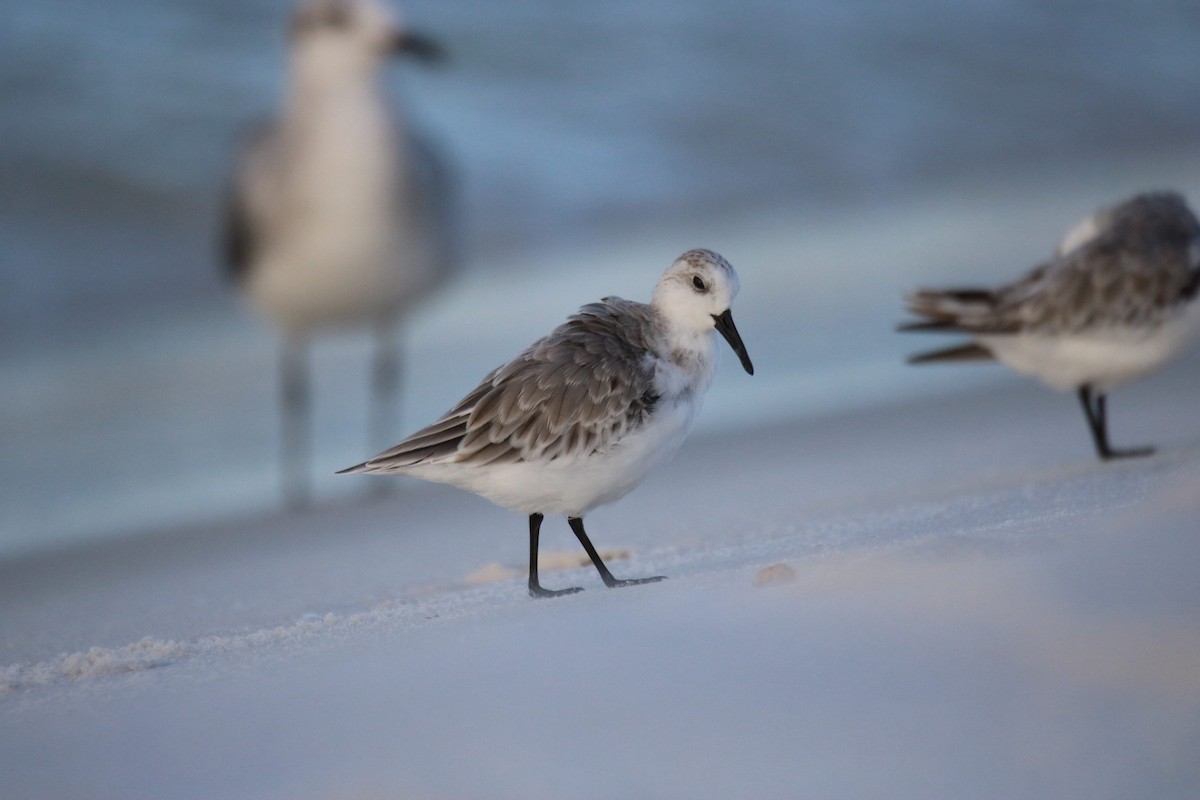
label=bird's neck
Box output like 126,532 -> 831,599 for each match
285,51 -> 386,116
282,66 -> 399,158
277,69 -> 403,214
658,322 -> 717,395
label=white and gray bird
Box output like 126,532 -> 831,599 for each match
901,191 -> 1200,460
223,0 -> 457,507
339,249 -> 755,597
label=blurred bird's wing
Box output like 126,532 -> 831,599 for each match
220,122 -> 278,283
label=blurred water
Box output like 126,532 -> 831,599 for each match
4,0 -> 1199,336
2,0 -> 1199,554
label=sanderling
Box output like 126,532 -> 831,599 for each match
901,191 -> 1200,460
339,249 -> 755,597
222,0 -> 458,507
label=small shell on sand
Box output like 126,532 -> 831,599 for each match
753,562 -> 797,587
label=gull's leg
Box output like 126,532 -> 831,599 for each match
368,318 -> 402,497
370,318 -> 401,451
281,335 -> 311,509
528,513 -> 583,598
567,516 -> 666,589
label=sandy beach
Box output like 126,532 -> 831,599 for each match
3,353 -> 1199,798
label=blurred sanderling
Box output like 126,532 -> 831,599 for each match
340,249 -> 755,597
222,0 -> 458,507
901,191 -> 1200,460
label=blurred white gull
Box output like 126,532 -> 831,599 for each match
222,0 -> 458,507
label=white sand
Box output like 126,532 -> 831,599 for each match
3,363 -> 1199,798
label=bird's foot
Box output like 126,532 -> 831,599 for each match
602,575 -> 667,589
1100,445 -> 1156,461
528,583 -> 584,599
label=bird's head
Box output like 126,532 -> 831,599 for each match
289,0 -> 444,79
652,249 -> 754,375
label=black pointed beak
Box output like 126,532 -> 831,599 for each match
712,309 -> 754,375
391,30 -> 445,62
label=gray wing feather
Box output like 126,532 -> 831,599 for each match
901,287 -> 1008,333
904,192 -> 1200,335
994,202 -> 1198,332
220,122 -> 277,284
348,299 -> 661,472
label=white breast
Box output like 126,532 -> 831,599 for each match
246,89 -> 436,332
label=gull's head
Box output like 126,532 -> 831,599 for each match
653,249 -> 754,375
289,0 -> 443,79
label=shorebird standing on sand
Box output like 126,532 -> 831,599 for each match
340,249 -> 755,597
223,0 -> 457,507
901,192 -> 1200,460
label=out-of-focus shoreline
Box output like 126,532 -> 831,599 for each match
3,149 -> 1200,557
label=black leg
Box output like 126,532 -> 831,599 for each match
1077,386 -> 1154,461
1094,393 -> 1155,460
528,513 -> 583,598
370,319 -> 401,451
567,516 -> 666,589
1077,386 -> 1105,457
281,336 -> 311,509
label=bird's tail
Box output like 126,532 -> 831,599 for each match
900,288 -> 997,329
906,342 -> 994,365
899,287 -> 1000,366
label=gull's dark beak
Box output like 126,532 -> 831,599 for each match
712,309 -> 754,375
391,30 -> 445,62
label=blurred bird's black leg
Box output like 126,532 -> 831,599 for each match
1077,386 -> 1154,461
369,319 -> 402,497
1094,392 -> 1155,459
1077,386 -> 1105,457
281,336 -> 311,508
528,513 -> 583,598
567,517 -> 666,589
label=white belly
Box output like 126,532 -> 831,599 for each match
405,397 -> 700,517
246,100 -> 437,333
248,218 -> 418,332
981,303 -> 1200,392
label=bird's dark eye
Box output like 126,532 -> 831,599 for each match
292,1 -> 351,35
692,275 -> 707,292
